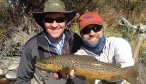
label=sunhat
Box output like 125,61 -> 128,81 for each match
79,12 -> 103,31
33,0 -> 76,27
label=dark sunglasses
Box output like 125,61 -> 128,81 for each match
81,25 -> 102,35
44,17 -> 65,23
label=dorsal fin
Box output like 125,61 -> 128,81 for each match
115,64 -> 121,68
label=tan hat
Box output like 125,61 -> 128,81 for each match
33,0 -> 76,27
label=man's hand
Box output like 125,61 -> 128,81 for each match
53,72 -> 67,79
69,70 -> 76,79
53,70 -> 76,79
53,73 -> 59,79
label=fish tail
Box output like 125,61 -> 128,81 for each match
122,66 -> 138,84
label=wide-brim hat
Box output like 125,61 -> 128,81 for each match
33,0 -> 76,28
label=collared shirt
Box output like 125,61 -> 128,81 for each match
45,34 -> 65,55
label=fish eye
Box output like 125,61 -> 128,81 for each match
40,60 -> 47,64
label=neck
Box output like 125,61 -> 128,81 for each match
48,35 -> 63,43
83,35 -> 106,53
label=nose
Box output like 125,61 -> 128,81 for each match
51,21 -> 58,28
89,30 -> 96,36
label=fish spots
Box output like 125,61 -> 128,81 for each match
92,63 -> 102,66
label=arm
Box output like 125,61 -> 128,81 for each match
114,38 -> 134,68
114,38 -> 134,84
17,46 -> 35,84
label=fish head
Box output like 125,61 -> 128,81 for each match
35,59 -> 63,72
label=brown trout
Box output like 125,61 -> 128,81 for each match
35,55 -> 138,84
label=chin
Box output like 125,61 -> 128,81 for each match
50,34 -> 60,38
91,43 -> 98,45
53,36 -> 60,39
89,41 -> 99,45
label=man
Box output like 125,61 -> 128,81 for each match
17,0 -> 82,84
73,11 -> 134,84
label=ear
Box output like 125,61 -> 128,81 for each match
42,18 -> 45,24
80,33 -> 84,37
65,19 -> 68,23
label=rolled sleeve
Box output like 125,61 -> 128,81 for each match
114,38 -> 134,68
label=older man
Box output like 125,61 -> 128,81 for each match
17,0 -> 82,84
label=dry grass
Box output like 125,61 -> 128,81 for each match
0,27 -> 8,43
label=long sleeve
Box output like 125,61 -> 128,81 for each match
114,38 -> 134,68
113,38 -> 134,84
17,46 -> 35,84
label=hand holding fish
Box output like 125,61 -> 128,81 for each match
53,73 -> 59,79
69,70 -> 76,79
53,70 -> 75,79
53,72 -> 68,79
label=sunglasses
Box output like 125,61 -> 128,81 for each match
81,25 -> 102,35
44,17 -> 65,23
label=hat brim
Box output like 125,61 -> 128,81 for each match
33,10 -> 76,28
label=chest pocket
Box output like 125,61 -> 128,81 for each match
38,46 -> 58,59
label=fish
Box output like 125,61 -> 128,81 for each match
35,55 -> 138,84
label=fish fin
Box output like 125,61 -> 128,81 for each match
115,64 -> 121,68
122,66 -> 138,84
106,75 -> 121,82
60,67 -> 71,79
86,78 -> 95,84
60,72 -> 67,79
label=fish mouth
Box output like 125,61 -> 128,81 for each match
35,63 -> 47,70
35,63 -> 41,69
35,63 -> 40,68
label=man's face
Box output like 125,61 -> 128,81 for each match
81,25 -> 103,45
43,13 -> 66,40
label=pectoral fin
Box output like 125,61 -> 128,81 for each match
86,78 -> 95,84
60,67 -> 71,79
115,64 -> 121,68
105,75 -> 121,82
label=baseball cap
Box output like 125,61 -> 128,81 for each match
79,12 -> 103,31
